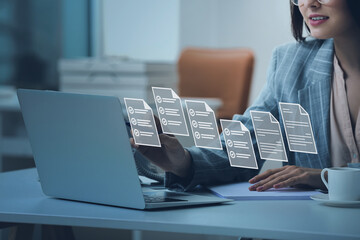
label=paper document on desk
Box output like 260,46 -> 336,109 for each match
209,182 -> 317,200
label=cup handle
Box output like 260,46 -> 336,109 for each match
321,168 -> 329,190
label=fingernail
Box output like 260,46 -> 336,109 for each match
249,178 -> 255,183
257,186 -> 263,192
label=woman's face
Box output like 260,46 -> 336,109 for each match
298,0 -> 357,40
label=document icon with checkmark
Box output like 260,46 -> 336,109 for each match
152,87 -> 189,136
185,100 -> 222,150
124,98 -> 161,147
220,119 -> 258,169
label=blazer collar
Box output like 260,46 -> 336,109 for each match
306,39 -> 334,85
298,39 -> 334,168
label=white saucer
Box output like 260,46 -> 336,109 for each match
311,193 -> 360,208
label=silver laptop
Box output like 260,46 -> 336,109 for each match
17,89 -> 230,209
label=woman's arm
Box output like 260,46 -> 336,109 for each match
162,46 -> 284,190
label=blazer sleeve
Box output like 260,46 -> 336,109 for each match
165,47 -> 282,191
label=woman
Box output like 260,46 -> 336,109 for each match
132,0 -> 360,192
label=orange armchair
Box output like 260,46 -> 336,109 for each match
178,48 -> 255,119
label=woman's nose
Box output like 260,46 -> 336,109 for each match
301,0 -> 321,8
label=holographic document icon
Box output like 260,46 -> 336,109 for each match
124,98 -> 161,147
152,87 -> 189,136
250,111 -> 288,162
220,119 -> 258,169
279,102 -> 317,154
185,100 -> 222,150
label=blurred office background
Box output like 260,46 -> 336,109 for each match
0,0 -> 294,103
0,0 -> 294,239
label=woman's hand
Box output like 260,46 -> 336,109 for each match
248,165 -> 326,191
131,134 -> 192,178
130,116 -> 192,178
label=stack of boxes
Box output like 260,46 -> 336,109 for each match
59,58 -> 177,104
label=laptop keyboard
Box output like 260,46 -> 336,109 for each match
143,191 -> 188,203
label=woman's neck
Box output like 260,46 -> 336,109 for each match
333,28 -> 360,76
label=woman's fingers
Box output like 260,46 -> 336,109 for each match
129,133 -> 187,175
249,167 -> 286,184
153,115 -> 163,134
273,172 -> 308,189
249,170 -> 289,191
248,166 -> 315,191
129,138 -> 138,148
250,172 -> 301,191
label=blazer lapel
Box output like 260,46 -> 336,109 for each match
298,39 -> 334,168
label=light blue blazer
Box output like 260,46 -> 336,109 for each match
166,38 -> 334,190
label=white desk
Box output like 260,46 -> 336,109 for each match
0,168 -> 359,240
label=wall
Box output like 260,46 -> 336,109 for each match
179,0 -> 219,49
216,0 -> 295,103
102,0 -> 295,104
103,0 -> 180,62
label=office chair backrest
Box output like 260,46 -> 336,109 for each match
178,48 -> 254,119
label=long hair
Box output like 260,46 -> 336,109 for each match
290,0 -> 360,42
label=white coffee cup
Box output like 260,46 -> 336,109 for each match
321,167 -> 360,201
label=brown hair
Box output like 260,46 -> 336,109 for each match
290,0 -> 360,42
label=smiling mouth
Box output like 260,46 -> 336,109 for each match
310,16 -> 329,21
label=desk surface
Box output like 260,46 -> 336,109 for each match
0,169 -> 359,240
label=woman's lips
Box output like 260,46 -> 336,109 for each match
309,15 -> 329,26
